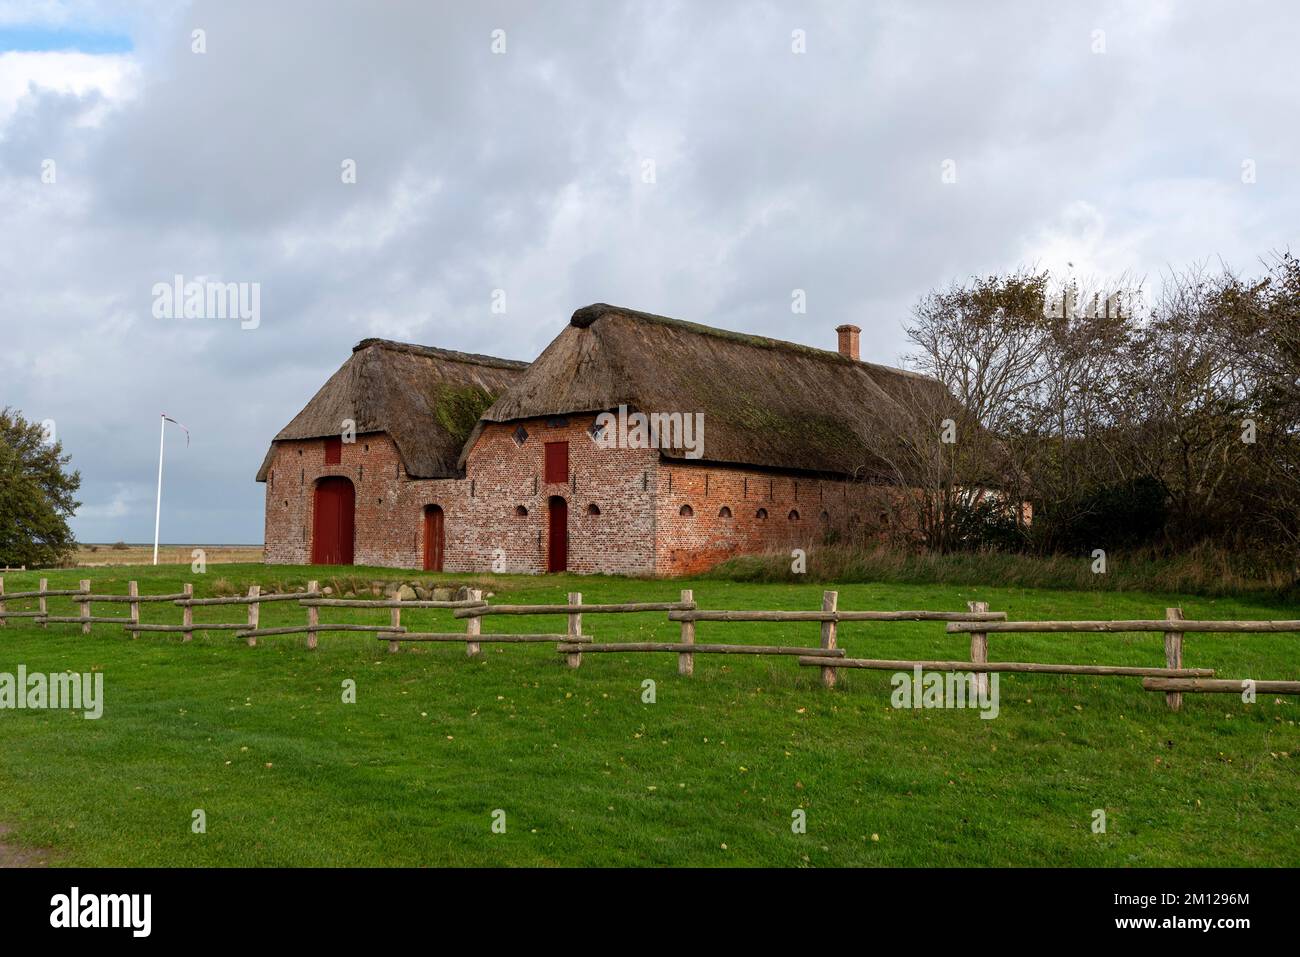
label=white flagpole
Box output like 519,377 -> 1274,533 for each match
153,413 -> 166,566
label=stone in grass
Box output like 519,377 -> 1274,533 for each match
397,584 -> 417,602
432,587 -> 453,602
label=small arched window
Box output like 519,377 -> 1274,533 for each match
587,503 -> 600,516
679,504 -> 694,517
718,506 -> 733,518
756,508 -> 768,521
788,510 -> 800,522
819,510 -> 830,523
515,505 -> 528,517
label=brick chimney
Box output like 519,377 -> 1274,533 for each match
835,324 -> 860,361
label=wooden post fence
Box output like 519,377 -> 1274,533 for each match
678,588 -> 694,676
306,581 -> 320,649
1164,607 -> 1184,712
129,580 -> 140,639
182,583 -> 194,642
465,588 -> 482,656
968,600 -> 990,696
388,591 -> 402,654
819,590 -> 838,688
566,592 -> 582,668
3,581 -> 1298,711
245,585 -> 261,647
79,579 -> 91,634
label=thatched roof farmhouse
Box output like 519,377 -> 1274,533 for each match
259,304 -> 944,574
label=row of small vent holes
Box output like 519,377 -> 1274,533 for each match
685,506 -> 882,526
512,504 -> 884,524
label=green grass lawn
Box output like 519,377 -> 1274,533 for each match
0,564 -> 1297,867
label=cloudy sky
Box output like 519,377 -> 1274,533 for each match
1,0 -> 1295,544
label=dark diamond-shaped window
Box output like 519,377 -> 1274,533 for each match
588,423 -> 606,442
513,425 -> 529,446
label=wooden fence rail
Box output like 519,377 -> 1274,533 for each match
1142,677 -> 1300,695
800,657 -> 1215,678
454,601 -> 696,618
945,619 -> 1300,634
667,609 -> 1005,623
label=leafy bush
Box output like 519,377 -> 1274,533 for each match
0,408 -> 81,568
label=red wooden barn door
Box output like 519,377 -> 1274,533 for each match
312,477 -> 355,565
423,505 -> 445,572
547,496 -> 568,572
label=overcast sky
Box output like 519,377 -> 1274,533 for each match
1,0 -> 1296,544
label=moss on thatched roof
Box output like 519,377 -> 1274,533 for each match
476,303 -> 949,478
256,339 -> 526,481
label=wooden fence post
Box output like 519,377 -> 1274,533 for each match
968,600 -> 990,696
38,577 -> 48,628
1164,607 -> 1184,712
245,585 -> 261,647
79,579 -> 91,635
566,592 -> 582,668
182,583 -> 194,642
388,591 -> 402,654
465,589 -> 482,656
306,581 -> 319,649
820,590 -> 839,688
128,580 -> 140,639
677,588 -> 695,676
0,576 -> 5,629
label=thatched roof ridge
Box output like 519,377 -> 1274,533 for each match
351,337 -> 528,371
476,303 -> 951,478
256,338 -> 526,481
569,302 -> 864,363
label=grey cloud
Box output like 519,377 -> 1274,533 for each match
0,0 -> 1296,543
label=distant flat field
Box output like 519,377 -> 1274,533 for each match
72,544 -> 263,566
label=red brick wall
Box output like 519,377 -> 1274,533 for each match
261,432 -> 466,567
263,417 -> 659,574
653,461 -> 886,575
262,420 -> 885,575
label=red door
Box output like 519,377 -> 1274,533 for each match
312,477 -> 355,565
547,496 -> 568,572
423,505 -> 445,572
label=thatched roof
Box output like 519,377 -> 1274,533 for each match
471,303 -> 952,478
256,339 -> 527,481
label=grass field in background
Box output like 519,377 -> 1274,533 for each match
68,544 -> 263,566
0,564 -> 1297,867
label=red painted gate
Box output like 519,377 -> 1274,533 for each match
423,505 -> 445,572
547,496 -> 568,572
311,477 -> 355,565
